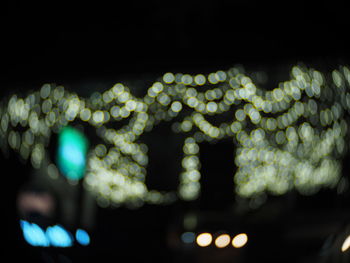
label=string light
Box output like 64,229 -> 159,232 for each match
1,65 -> 350,207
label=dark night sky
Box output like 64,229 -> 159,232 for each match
1,0 -> 349,87
1,1 -> 350,262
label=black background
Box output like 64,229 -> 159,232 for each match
1,0 -> 349,87
1,0 -> 350,262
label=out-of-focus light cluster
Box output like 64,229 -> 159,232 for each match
19,220 -> 90,247
191,232 -> 248,248
1,65 -> 350,207
179,137 -> 201,200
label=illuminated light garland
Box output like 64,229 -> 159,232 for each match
1,65 -> 350,207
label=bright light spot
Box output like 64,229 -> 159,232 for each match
171,101 -> 182,112
57,126 -> 88,180
46,225 -> 73,247
207,102 -> 218,113
163,72 -> 175,84
181,232 -> 195,244
61,144 -> 85,165
341,235 -> 350,252
194,74 -> 206,85
80,108 -> 91,121
92,111 -> 104,123
232,233 -> 248,248
20,220 -> 49,247
215,234 -> 231,248
196,233 -> 212,247
76,229 -> 90,246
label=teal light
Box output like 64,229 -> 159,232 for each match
57,126 -> 88,180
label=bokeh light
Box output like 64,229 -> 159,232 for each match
76,229 -> 90,246
19,220 -> 91,248
20,220 -> 49,247
341,235 -> 350,252
215,234 -> 231,248
57,126 -> 88,181
17,191 -> 55,217
46,225 -> 73,247
1,65 -> 350,207
232,233 -> 248,248
196,232 -> 212,247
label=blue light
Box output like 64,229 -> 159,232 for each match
46,225 -> 73,247
19,220 -> 90,248
181,232 -> 195,244
20,220 -> 49,247
75,229 -> 90,246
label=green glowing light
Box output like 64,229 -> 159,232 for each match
57,126 -> 88,180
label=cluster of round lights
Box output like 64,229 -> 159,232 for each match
187,232 -> 248,249
1,65 -> 350,207
19,220 -> 90,247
